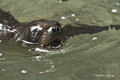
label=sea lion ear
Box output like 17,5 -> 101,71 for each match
52,21 -> 61,26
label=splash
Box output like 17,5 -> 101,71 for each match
22,40 -> 39,45
35,48 -> 50,52
0,23 -> 17,35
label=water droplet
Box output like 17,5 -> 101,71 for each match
0,53 -> 2,56
0,23 -> 3,27
51,65 -> 55,68
92,37 -> 98,40
21,70 -> 27,73
28,49 -> 31,51
71,14 -> 75,16
39,72 -> 44,74
76,19 -> 79,21
61,49 -> 65,52
111,9 -> 118,13
116,3 -> 120,6
61,16 -> 66,19
2,69 -> 5,71
0,23 -> 3,30
0,40 -> 2,42
58,0 -> 62,2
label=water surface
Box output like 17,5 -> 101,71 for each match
0,0 -> 120,80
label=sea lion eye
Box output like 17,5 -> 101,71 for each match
48,27 -> 61,33
30,28 -> 38,38
33,29 -> 38,32
30,26 -> 42,31
30,25 -> 42,39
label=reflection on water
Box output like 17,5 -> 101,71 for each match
0,0 -> 120,80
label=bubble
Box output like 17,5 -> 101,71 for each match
21,70 -> 27,73
2,58 -> 6,60
61,16 -> 66,19
76,19 -> 79,21
0,53 -> 2,56
39,72 -> 44,74
0,58 -> 6,60
35,56 -> 42,61
51,65 -> 55,68
61,49 -> 65,52
116,3 -> 120,6
0,23 -> 3,27
92,37 -> 98,40
28,49 -> 31,51
71,14 -> 75,16
0,40 -> 2,42
2,69 -> 5,71
111,9 -> 118,13
58,0 -> 62,2
0,23 -> 3,30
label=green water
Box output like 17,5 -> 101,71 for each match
0,0 -> 120,80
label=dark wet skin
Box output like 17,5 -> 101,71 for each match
0,9 -> 120,49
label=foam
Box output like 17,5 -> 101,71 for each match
0,53 -> 2,56
0,23 -> 3,30
7,29 -> 17,32
111,9 -> 118,13
61,16 -> 66,19
92,37 -> 98,40
0,40 -> 2,42
35,48 -> 50,52
22,40 -> 39,44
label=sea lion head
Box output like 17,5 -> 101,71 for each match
14,20 -> 64,49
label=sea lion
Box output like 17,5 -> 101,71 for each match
0,9 -> 65,49
0,9 -> 120,49
14,20 -> 65,49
